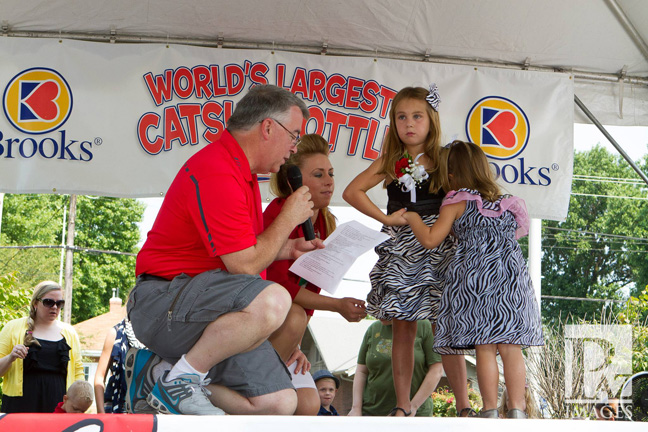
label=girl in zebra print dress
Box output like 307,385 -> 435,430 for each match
343,86 -> 471,417
402,140 -> 544,419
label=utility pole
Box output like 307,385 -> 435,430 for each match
58,205 -> 67,286
63,195 -> 77,324
0,192 -> 4,237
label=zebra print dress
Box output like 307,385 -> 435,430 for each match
367,179 -> 456,322
433,189 -> 543,355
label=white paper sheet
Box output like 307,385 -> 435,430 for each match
288,220 -> 389,295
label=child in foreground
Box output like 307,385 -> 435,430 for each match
401,140 -> 544,419
54,380 -> 93,413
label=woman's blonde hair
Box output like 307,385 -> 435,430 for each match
378,86 -> 443,193
441,140 -> 501,202
499,386 -> 541,419
25,280 -> 63,347
270,134 -> 336,236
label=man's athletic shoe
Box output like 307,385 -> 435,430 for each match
124,347 -> 161,414
146,370 -> 226,415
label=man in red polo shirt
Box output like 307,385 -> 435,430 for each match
127,85 -> 322,416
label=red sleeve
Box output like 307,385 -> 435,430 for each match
264,198 -> 302,300
263,198 -> 283,230
264,200 -> 329,316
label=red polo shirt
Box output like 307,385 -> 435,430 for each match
263,197 -> 329,315
136,130 -> 265,279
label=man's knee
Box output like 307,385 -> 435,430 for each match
251,389 -> 298,415
281,303 -> 308,338
269,303 -> 308,361
295,388 -> 320,416
249,283 -> 292,327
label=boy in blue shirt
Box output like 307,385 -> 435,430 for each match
313,370 -> 340,416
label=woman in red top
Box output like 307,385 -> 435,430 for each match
264,134 -> 366,415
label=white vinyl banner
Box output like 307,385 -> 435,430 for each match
0,38 -> 573,220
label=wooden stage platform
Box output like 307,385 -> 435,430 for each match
0,413 -> 646,432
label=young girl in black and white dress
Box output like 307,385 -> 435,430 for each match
402,140 -> 544,419
344,86 -> 471,417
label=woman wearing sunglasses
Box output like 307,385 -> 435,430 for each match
0,281 -> 84,413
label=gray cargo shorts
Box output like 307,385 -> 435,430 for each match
127,270 -> 293,397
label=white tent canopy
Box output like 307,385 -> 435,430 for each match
1,0 -> 647,127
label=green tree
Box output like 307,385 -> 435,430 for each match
71,196 -> 143,322
541,146 -> 648,323
0,271 -> 32,399
0,194 -> 144,323
618,288 -> 648,373
0,272 -> 31,328
0,194 -> 66,283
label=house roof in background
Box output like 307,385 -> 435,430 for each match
73,297 -> 125,354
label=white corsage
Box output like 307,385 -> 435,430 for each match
395,153 -> 429,202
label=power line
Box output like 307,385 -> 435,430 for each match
570,173 -> 648,200
542,239 -> 648,249
541,295 -> 625,304
0,195 -> 69,268
543,226 -> 648,243
0,244 -> 136,257
572,175 -> 646,186
542,237 -> 648,247
543,245 -> 648,253
541,242 -> 648,253
571,192 -> 648,200
542,235 -> 648,245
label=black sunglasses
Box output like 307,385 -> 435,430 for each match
40,298 -> 65,308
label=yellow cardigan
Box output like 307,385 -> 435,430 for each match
0,316 -> 85,396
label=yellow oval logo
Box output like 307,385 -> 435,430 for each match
3,68 -> 73,134
465,96 -> 529,160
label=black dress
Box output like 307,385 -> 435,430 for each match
367,178 -> 456,321
1,338 -> 70,413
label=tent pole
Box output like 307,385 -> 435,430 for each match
58,204 -> 67,286
0,193 -> 4,238
528,219 -> 542,308
606,0 -> 648,62
2,30 -> 648,87
574,95 -> 648,186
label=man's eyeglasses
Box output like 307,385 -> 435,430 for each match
271,118 -> 301,146
40,298 -> 65,308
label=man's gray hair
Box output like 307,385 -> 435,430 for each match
227,84 -> 309,131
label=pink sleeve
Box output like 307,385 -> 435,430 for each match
503,196 -> 530,239
442,191 -> 530,239
441,190 -> 472,206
